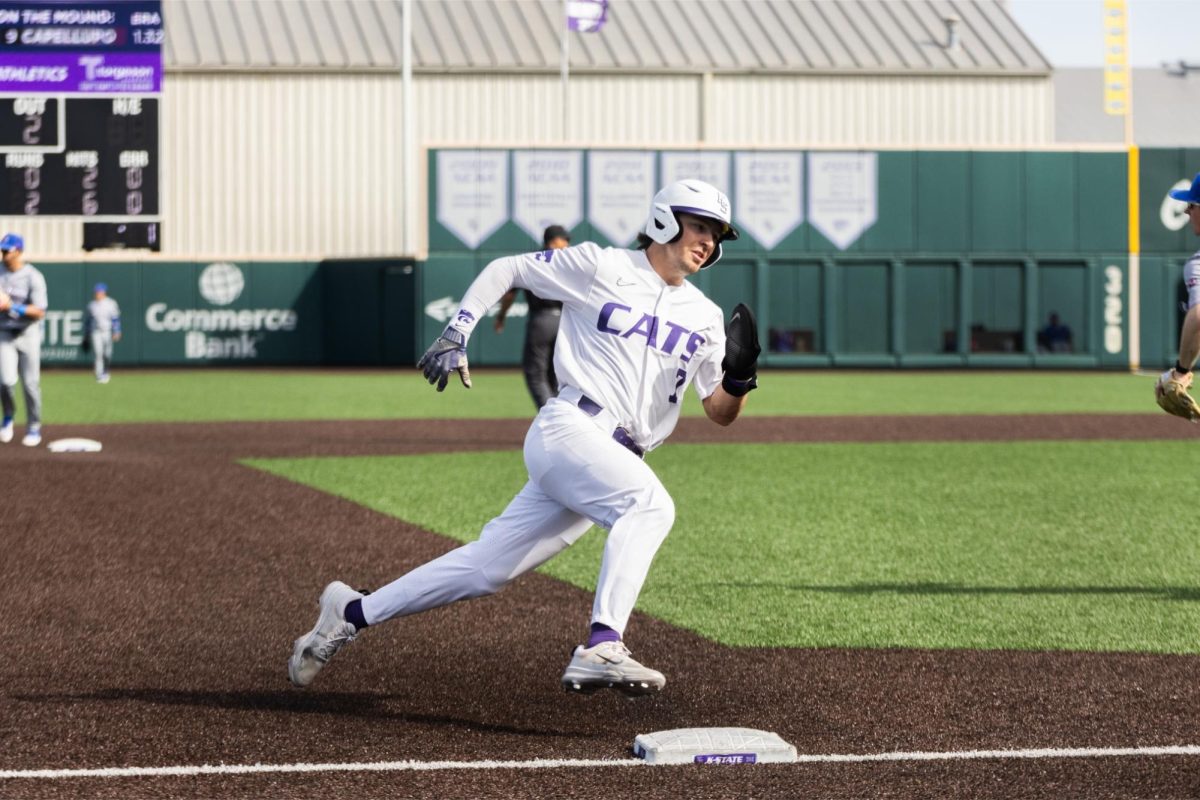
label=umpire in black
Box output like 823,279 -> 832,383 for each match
493,224 -> 571,408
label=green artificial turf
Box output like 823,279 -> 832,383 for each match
247,440 -> 1200,654
38,368 -> 1161,423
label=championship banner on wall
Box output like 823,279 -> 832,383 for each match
733,151 -> 803,251
587,150 -> 654,247
807,152 -> 877,250
512,149 -> 583,245
436,150 -> 508,250
660,151 -> 730,195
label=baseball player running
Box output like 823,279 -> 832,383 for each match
0,233 -> 47,447
494,224 -> 571,408
1157,172 -> 1200,420
84,282 -> 122,383
289,179 -> 761,696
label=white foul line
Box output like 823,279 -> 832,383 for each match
2,745 -> 1199,781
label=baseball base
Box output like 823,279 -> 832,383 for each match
46,438 -> 103,453
633,727 -> 797,765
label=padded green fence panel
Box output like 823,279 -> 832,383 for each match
859,151 -> 914,253
916,152 -> 970,252
694,258 -> 755,316
1025,153 -> 1078,252
971,152 -> 1024,253
904,262 -> 958,354
764,261 -> 823,354
1077,152 -> 1127,252
838,262 -> 890,353
1139,147 -> 1200,254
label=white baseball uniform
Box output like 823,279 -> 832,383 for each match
362,242 -> 727,635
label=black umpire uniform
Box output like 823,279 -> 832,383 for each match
495,225 -> 570,408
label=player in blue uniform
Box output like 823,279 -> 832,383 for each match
84,282 -> 122,383
0,233 -> 48,446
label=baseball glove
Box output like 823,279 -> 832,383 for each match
1155,369 -> 1200,422
721,302 -> 761,396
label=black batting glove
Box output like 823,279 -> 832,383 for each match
721,302 -> 760,397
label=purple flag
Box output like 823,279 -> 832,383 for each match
567,0 -> 608,32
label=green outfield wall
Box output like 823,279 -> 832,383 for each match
29,148 -> 1200,369
37,259 -> 419,367
425,148 -> 1144,369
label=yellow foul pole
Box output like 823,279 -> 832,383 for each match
1104,0 -> 1138,370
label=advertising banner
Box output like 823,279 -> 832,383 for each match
0,1 -> 163,93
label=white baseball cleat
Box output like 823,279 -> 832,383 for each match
561,641 -> 666,697
288,581 -> 364,688
0,417 -> 12,443
21,426 -> 41,447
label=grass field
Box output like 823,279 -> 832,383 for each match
248,439 -> 1200,655
37,368 -> 1158,423
36,367 -> 1196,655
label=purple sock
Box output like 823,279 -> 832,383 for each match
345,599 -> 368,630
587,622 -> 620,648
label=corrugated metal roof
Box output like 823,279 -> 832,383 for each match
164,0 -> 1051,74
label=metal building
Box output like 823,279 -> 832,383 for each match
2,0 -> 1053,259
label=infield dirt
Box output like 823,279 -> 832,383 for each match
2,414 -> 1199,799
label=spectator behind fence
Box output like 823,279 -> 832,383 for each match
1038,312 -> 1073,353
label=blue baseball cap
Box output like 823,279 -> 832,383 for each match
94,282 -> 107,292
0,233 -> 24,251
1170,173 -> 1200,204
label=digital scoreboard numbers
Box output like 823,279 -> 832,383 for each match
0,95 -> 157,216
0,1 -> 162,218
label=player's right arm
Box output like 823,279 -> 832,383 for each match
418,245 -> 599,391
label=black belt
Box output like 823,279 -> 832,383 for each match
576,395 -> 645,459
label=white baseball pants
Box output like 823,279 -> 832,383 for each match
361,396 -> 675,637
0,326 -> 42,426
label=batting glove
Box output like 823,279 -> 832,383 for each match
418,327 -> 472,392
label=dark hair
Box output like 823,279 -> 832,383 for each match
635,232 -> 654,250
542,224 -> 571,247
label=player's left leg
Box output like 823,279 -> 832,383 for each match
0,333 -> 16,442
16,329 -> 41,446
291,478 -> 593,687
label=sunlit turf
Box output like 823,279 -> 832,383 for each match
38,368 -> 1158,423
247,439 -> 1200,654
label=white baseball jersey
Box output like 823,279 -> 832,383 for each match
448,242 -> 727,452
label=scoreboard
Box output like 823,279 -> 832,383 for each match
0,95 -> 157,217
0,1 -> 162,220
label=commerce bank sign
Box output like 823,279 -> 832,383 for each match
145,262 -> 301,360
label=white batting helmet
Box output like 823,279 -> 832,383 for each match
643,179 -> 739,268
